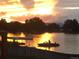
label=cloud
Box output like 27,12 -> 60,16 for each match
0,0 -> 19,5
21,0 -> 34,9
0,12 -> 6,16
54,0 -> 79,22
57,0 -> 79,7
0,0 -> 58,23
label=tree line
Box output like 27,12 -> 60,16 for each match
0,17 -> 79,34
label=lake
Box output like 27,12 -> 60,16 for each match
1,32 -> 79,54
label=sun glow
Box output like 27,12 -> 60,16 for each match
0,0 -> 57,22
38,32 -> 53,43
30,0 -> 57,15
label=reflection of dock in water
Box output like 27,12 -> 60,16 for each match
7,34 -> 35,40
7,37 -> 33,40
0,41 -> 25,46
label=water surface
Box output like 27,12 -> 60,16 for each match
2,32 -> 79,54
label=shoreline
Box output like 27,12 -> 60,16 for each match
0,46 -> 79,59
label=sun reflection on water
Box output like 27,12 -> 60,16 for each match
7,33 -> 26,43
0,32 -> 56,51
38,32 -> 53,43
30,32 -> 56,51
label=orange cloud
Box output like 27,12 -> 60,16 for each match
0,0 -> 58,23
0,12 -> 6,16
21,0 -> 34,9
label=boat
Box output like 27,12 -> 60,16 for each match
38,40 -> 60,47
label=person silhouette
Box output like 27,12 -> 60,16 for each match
48,40 -> 51,44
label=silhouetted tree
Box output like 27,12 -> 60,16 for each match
63,19 -> 73,32
0,18 -> 7,31
63,19 -> 79,33
7,21 -> 23,33
72,19 -> 79,32
24,17 -> 46,33
47,23 -> 60,32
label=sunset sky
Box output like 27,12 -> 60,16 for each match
0,0 -> 79,23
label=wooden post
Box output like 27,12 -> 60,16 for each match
1,32 -> 7,59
